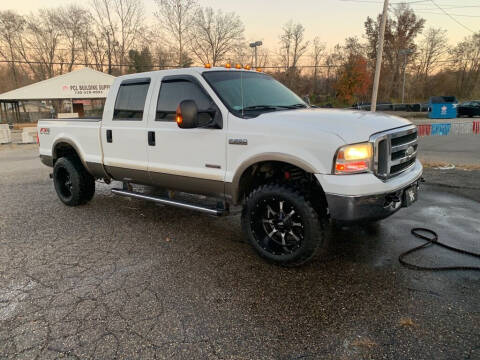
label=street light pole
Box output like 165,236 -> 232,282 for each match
249,41 -> 263,68
371,0 -> 389,112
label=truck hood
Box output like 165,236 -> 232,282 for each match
256,108 -> 412,144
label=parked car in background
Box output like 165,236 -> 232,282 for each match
457,100 -> 480,117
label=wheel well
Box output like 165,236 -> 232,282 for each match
53,142 -> 81,164
237,161 -> 327,215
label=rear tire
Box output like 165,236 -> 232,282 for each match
53,157 -> 95,206
241,184 -> 327,267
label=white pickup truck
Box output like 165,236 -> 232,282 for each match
38,67 -> 422,266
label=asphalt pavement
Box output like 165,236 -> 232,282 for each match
0,145 -> 479,360
418,135 -> 480,166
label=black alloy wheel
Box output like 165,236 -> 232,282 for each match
53,157 -> 95,206
252,196 -> 305,256
241,184 -> 327,266
56,167 -> 73,200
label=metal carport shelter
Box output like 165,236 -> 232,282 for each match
0,68 -> 115,123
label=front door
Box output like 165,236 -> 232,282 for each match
146,75 -> 227,197
101,77 -> 152,183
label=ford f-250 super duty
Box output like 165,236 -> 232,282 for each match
38,66 -> 422,266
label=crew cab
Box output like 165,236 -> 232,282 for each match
38,67 -> 423,266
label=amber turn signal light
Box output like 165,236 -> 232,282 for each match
225,63 -> 231,68
204,63 -> 212,69
235,64 -> 242,69
176,105 -> 183,125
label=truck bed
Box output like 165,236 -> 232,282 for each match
37,118 -> 103,166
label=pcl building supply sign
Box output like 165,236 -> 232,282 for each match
62,84 -> 111,98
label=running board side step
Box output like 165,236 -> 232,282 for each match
111,188 -> 226,216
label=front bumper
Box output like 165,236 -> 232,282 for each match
320,161 -> 423,223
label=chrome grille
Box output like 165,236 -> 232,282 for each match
370,125 -> 418,180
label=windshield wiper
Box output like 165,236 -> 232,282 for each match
278,103 -> 308,109
241,104 -> 307,112
241,105 -> 280,111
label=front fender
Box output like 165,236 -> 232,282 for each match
227,151 -> 326,204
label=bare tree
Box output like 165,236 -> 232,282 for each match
90,0 -> 145,74
413,28 -> 448,98
279,21 -> 309,70
311,37 -> 326,94
279,20 -> 309,87
450,31 -> 480,98
88,31 -> 108,71
189,7 -> 244,66
0,10 -> 25,86
20,9 -> 63,79
154,0 -> 197,67
52,5 -> 91,72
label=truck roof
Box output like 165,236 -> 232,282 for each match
116,66 -> 255,81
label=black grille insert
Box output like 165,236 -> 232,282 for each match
391,132 -> 417,146
391,158 -> 415,174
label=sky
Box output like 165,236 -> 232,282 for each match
2,0 -> 479,52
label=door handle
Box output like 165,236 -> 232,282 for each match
148,131 -> 155,146
106,129 -> 112,143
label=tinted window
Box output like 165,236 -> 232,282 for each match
156,80 -> 212,121
113,81 -> 150,120
203,71 -> 305,116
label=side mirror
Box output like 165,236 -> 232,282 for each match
176,100 -> 198,129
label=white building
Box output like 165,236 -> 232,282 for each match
0,68 -> 115,123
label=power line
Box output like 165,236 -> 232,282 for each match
0,56 -> 476,69
429,0 -> 476,33
407,5 -> 480,10
415,11 -> 480,17
0,58 -> 344,69
0,59 -> 182,69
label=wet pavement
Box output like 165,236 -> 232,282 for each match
0,145 -> 479,360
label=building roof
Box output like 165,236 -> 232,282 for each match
0,68 -> 115,101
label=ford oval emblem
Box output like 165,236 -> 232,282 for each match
405,145 -> 415,156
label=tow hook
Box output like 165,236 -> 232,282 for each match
384,193 -> 401,208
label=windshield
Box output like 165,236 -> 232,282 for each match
202,71 -> 307,117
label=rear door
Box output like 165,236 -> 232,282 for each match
101,77 -> 152,182
146,75 -> 227,197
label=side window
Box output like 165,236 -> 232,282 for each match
113,79 -> 150,120
156,80 -> 212,122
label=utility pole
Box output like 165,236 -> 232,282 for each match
400,49 -> 413,104
371,0 -> 389,112
249,41 -> 263,68
106,31 -> 112,75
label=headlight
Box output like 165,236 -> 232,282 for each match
334,142 -> 373,174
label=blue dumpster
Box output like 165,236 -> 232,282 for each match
428,96 -> 457,119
